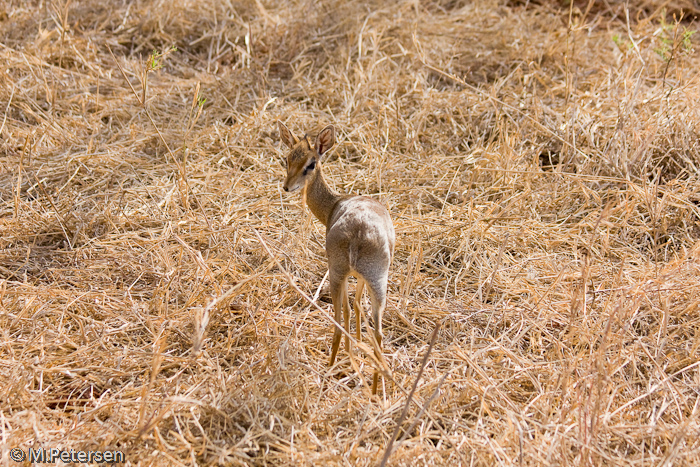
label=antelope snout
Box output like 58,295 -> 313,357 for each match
283,180 -> 302,192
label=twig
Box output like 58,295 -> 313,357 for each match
418,60 -> 589,160
107,45 -> 213,231
252,229 -> 387,373
379,321 -> 441,467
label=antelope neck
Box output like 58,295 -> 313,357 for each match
305,165 -> 343,227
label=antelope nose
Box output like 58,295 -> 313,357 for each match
283,185 -> 289,192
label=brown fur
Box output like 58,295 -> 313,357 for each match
278,121 -> 395,394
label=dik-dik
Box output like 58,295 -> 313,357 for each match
277,121 -> 395,394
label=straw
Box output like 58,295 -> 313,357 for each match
1,1 -> 699,465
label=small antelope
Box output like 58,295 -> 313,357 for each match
277,121 -> 395,394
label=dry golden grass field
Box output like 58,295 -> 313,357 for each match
2,0 -> 700,465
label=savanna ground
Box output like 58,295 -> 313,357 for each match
1,0 -> 700,465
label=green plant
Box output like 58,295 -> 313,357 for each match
146,45 -> 177,72
654,10 -> 695,62
612,33 -> 633,53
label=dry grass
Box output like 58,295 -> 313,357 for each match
1,0 -> 700,465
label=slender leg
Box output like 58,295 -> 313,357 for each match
328,276 -> 345,366
371,328 -> 383,393
354,278 -> 365,340
366,280 -> 387,395
342,280 -> 351,355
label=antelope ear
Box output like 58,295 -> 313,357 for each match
315,125 -> 335,158
278,121 -> 299,149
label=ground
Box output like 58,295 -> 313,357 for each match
1,0 -> 700,465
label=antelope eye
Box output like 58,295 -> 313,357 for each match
303,160 -> 316,175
